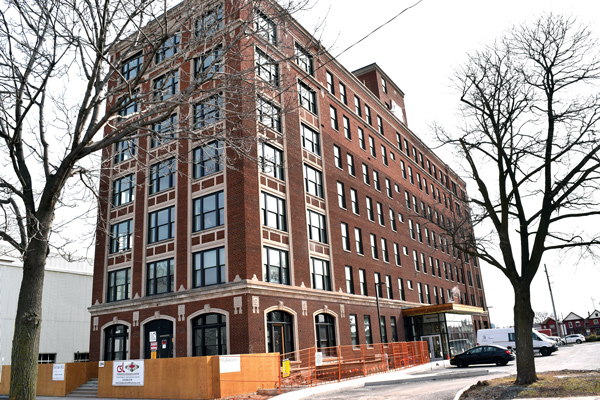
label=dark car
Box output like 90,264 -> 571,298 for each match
450,345 -> 515,367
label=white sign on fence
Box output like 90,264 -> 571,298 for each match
112,360 -> 145,386
52,364 -> 65,381
315,351 -> 323,366
219,355 -> 241,373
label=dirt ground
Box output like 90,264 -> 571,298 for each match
460,370 -> 600,399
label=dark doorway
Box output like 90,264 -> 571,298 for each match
267,311 -> 294,359
144,319 -> 173,359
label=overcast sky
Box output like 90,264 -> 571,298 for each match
297,0 -> 600,328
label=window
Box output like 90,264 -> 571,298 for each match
254,9 -> 276,44
112,174 -> 135,207
396,132 -> 402,150
121,52 -> 143,81
350,188 -> 359,214
262,192 -> 286,231
114,139 -> 135,163
341,222 -> 350,251
308,210 -> 327,243
362,163 -> 370,185
370,234 -> 378,259
260,142 -> 284,180
345,266 -> 354,294
349,314 -> 359,345
333,145 -> 342,168
192,313 -> 227,356
339,82 -> 347,104
413,250 -> 419,271
398,278 -> 405,300
381,78 -> 388,93
193,140 -> 223,179
416,222 -> 423,242
107,268 -> 130,302
393,243 -> 401,266
404,139 -> 410,156
151,114 -> 177,148
385,178 -> 392,197
417,173 -> 422,190
358,127 -> 365,150
255,48 -> 279,85
374,272 -> 382,297
390,316 -> 398,342
369,136 -> 376,157
110,219 -> 132,253
155,34 -> 179,63
347,154 -> 355,176
193,191 -> 225,232
257,97 -> 281,132
295,43 -> 313,74
147,259 -> 174,296
118,93 -> 138,117
353,96 -> 362,117
400,160 -> 407,179
329,106 -> 338,130
408,166 -> 414,184
73,352 -> 89,362
298,82 -> 317,113
386,275 -> 393,299
355,228 -> 363,255
373,170 -> 380,191
365,104 -> 372,125
148,206 -> 175,243
389,208 -> 397,231
326,71 -> 335,93
364,315 -> 372,345
194,94 -> 223,128
366,196 -> 374,221
421,252 -> 426,273
304,164 -> 323,198
377,202 -> 384,225
193,247 -> 225,287
382,146 -> 388,166
377,115 -> 384,135
359,268 -> 367,295
195,47 -> 223,80
425,284 -> 431,304
343,116 -> 351,139
104,325 -> 128,361
196,4 -> 223,36
263,246 -> 289,284
409,219 -> 415,240
315,314 -> 337,353
153,72 -> 179,101
381,238 -> 389,262
311,258 -> 331,290
380,316 -> 387,343
337,181 -> 346,209
418,282 -> 424,303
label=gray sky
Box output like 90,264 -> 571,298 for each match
297,0 -> 600,328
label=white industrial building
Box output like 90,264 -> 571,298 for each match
0,251 -> 92,365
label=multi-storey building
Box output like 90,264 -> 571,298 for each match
89,0 -> 489,362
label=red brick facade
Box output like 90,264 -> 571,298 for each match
89,0 -> 489,362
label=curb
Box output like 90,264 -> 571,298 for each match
365,370 -> 490,386
454,384 -> 474,400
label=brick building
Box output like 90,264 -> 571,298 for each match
89,0 -> 489,362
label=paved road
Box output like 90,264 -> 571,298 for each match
307,342 -> 600,400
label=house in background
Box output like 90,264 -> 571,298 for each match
0,251 -> 93,365
540,317 -> 565,337
563,312 -> 587,336
586,310 -> 600,335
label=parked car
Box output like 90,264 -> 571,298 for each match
450,345 -> 515,368
477,327 -> 558,356
564,334 -> 585,344
540,333 -> 565,346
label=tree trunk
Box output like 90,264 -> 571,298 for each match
8,235 -> 49,400
513,281 -> 537,384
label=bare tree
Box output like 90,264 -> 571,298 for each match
533,311 -> 551,325
436,14 -> 600,384
0,0 -> 314,398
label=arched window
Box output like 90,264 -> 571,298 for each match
192,313 -> 227,356
315,313 -> 336,356
104,324 -> 128,361
267,311 -> 294,358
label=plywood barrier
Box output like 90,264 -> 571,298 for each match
0,362 -> 97,396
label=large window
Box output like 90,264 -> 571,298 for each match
147,258 -> 174,296
349,314 -> 359,346
355,228 -> 363,255
255,48 -> 279,86
311,258 -> 331,291
364,315 -> 372,345
148,206 -> 175,243
254,9 -> 277,45
107,268 -> 130,302
104,325 -> 128,361
110,219 -> 132,253
359,268 -> 367,295
151,114 -> 177,148
334,145 -> 342,168
308,210 -> 327,243
347,154 -> 355,176
119,93 -> 138,118
155,34 -> 180,64
326,71 -> 335,94
345,266 -> 354,294
379,316 -> 387,343
354,96 -> 362,116
121,52 -> 143,81
304,164 -> 323,198
114,139 -> 135,164
149,158 -> 176,194
193,191 -> 225,232
257,97 -> 282,132
337,182 -> 346,209
341,222 -> 350,251
193,247 -> 225,287
260,142 -> 284,180
153,72 -> 179,100
295,43 -> 313,75
196,4 -> 223,37
339,82 -> 347,104
391,317 -> 398,342
262,192 -> 286,231
192,313 -> 227,356
193,140 -> 223,178
329,106 -> 338,130
263,246 -> 289,284
112,174 -> 135,207
195,46 -> 223,80
267,311 -> 294,356
343,116 -> 351,139
362,163 -> 370,185
350,189 -> 359,214
194,95 -> 223,128
298,82 -> 316,113
301,124 -> 320,155
315,313 -> 336,354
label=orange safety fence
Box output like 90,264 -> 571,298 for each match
279,341 -> 429,389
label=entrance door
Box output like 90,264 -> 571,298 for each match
422,335 -> 443,360
144,319 -> 173,359
271,324 -> 285,355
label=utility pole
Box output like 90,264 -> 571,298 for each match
592,297 -> 596,312
544,264 -> 560,336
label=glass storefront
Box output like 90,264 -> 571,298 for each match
405,313 -> 475,359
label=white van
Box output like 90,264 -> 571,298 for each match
477,328 -> 558,356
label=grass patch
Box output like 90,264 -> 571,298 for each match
460,370 -> 600,399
